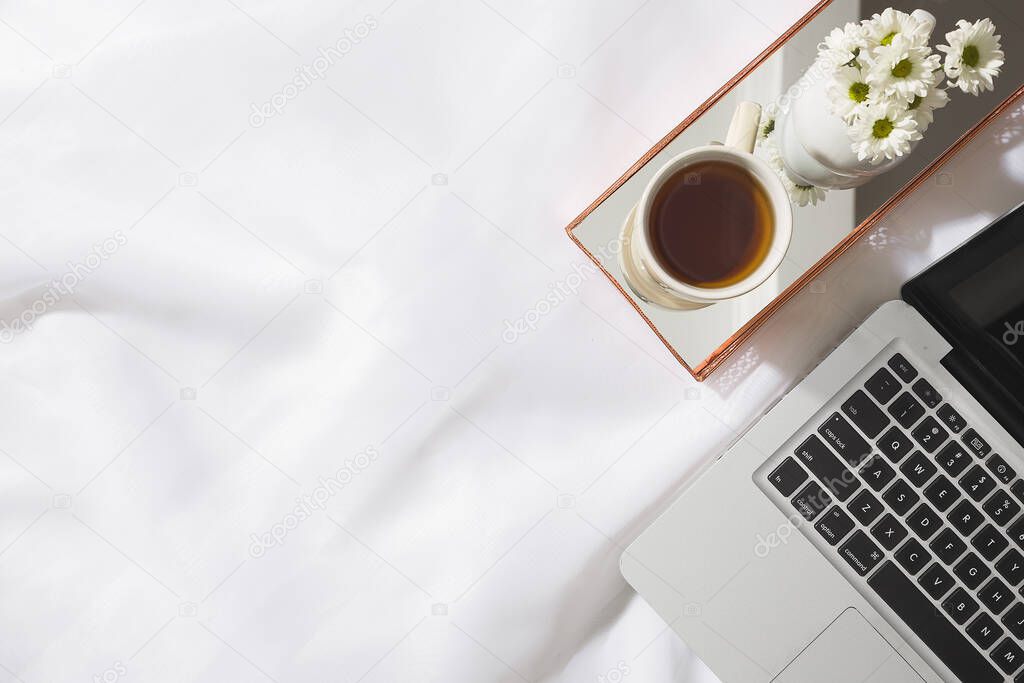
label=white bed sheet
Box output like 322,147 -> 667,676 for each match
0,0 -> 1022,681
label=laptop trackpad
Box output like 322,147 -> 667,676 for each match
774,608 -> 923,682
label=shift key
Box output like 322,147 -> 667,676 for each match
795,435 -> 861,501
818,413 -> 871,465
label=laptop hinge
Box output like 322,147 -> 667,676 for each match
942,348 -> 1024,450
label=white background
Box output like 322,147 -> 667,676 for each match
1,1 -> 1022,681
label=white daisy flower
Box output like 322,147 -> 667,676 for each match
849,99 -> 922,164
937,18 -> 1004,95
862,8 -> 931,49
865,34 -> 941,102
906,87 -> 949,133
828,66 -> 875,122
762,135 -> 827,207
820,22 -> 867,68
787,177 -> 828,208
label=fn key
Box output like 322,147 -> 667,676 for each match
868,562 -> 1001,682
768,457 -> 808,497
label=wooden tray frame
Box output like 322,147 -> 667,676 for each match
565,0 -> 1024,381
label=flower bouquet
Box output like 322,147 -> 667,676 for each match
761,8 -> 1005,206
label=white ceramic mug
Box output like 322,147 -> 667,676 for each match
619,102 -> 793,310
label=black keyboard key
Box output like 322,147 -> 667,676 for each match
895,538 -> 931,575
942,587 -> 980,625
901,452 -> 937,488
792,482 -> 831,521
948,500 -> 984,537
839,530 -> 884,576
936,442 -> 971,477
920,562 -> 955,599
865,368 -> 900,404
848,490 -> 884,525
888,353 -> 918,382
1002,603 -> 1024,639
912,416 -> 949,453
1013,480 -> 1024,505
968,612 -> 1004,650
912,378 -> 942,409
937,403 -> 967,433
981,577 -> 1015,615
841,390 -> 890,439
993,638 -> 1024,675
924,474 -> 961,512
768,457 -> 808,496
817,413 -> 871,466
883,479 -> 919,516
975,524 -> 1011,562
985,490 -> 1022,527
859,455 -> 895,492
964,428 -> 993,458
871,513 -> 908,551
878,427 -> 914,463
869,562 -> 1002,683
887,392 -> 924,429
988,454 -> 1017,485
793,435 -> 860,502
998,549 -> 1024,586
1010,517 -> 1024,550
907,504 -> 943,540
956,552 -> 992,590
814,506 -> 855,546
962,465 -> 998,502
930,528 -> 968,565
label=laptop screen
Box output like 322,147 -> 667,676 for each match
950,241 -> 1024,370
902,201 -> 1024,447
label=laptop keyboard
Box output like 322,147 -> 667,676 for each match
765,352 -> 1024,682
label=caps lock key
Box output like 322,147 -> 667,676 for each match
818,413 -> 871,466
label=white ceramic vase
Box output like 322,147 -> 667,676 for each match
776,9 -> 935,190
776,75 -> 908,189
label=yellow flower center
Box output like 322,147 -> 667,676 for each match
891,58 -> 913,78
880,32 -> 897,46
872,118 -> 894,139
962,44 -> 980,68
848,82 -> 870,102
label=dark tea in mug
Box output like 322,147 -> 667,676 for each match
647,160 -> 775,289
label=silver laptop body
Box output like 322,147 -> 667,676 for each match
624,300 -> 1024,682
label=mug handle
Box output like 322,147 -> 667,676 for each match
723,101 -> 762,154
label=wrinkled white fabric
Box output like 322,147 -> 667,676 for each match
0,0 -> 1020,681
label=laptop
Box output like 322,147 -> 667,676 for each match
622,200 -> 1024,682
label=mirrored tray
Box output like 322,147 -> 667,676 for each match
567,0 -> 1024,381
